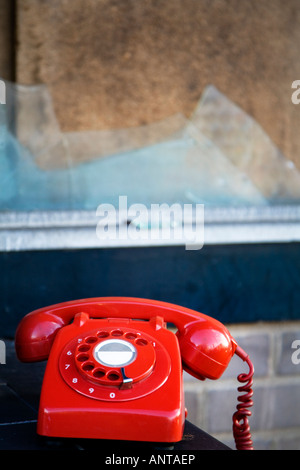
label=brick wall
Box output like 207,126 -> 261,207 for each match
184,321 -> 300,450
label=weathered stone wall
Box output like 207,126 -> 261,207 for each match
15,0 -> 300,166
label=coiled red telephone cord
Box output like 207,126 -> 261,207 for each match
232,346 -> 254,450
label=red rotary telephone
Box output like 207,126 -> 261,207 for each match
15,297 -> 254,450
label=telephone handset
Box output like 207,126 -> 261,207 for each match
15,297 -> 254,450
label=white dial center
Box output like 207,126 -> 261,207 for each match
93,339 -> 137,367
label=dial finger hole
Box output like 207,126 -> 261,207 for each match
93,368 -> 105,379
107,371 -> 120,381
77,353 -> 89,362
125,332 -> 138,340
111,329 -> 123,337
97,331 -> 109,338
82,362 -> 95,372
136,338 -> 148,346
78,344 -> 90,352
85,336 -> 98,344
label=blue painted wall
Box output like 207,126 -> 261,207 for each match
1,242 -> 300,338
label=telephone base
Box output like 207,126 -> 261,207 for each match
37,406 -> 185,443
37,314 -> 185,443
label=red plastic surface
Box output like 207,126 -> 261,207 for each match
37,315 -> 183,442
15,297 -> 237,379
14,297 -> 248,445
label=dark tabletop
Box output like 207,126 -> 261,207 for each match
0,340 -> 230,451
